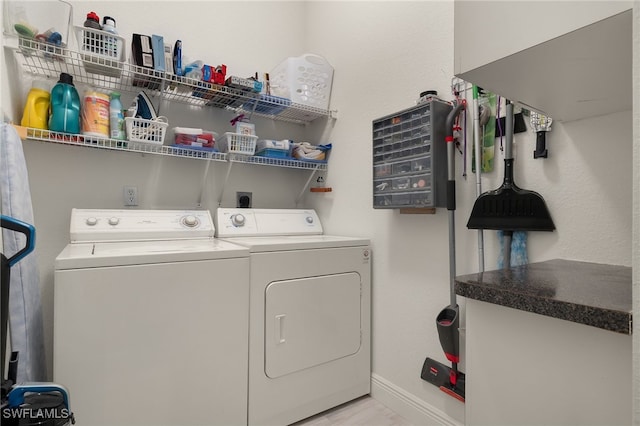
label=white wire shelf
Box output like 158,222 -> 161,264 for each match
22,127 -> 227,161
231,153 -> 327,171
19,127 -> 328,171
7,35 -> 336,125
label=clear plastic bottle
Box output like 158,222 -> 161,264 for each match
109,92 -> 125,140
101,16 -> 118,59
101,16 -> 116,33
48,73 -> 80,134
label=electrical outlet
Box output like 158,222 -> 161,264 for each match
124,186 -> 138,206
236,191 -> 252,208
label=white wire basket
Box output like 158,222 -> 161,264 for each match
74,25 -> 125,77
125,117 -> 168,145
218,132 -> 258,155
270,53 -> 334,110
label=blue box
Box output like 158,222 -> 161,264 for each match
255,148 -> 291,159
151,35 -> 165,72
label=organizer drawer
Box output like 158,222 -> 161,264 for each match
372,98 -> 451,209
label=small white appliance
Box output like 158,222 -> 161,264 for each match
215,208 -> 371,426
54,209 -> 250,426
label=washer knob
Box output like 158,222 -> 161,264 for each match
306,216 -> 314,224
183,215 -> 198,227
86,217 -> 98,226
231,214 -> 245,227
108,217 -> 120,226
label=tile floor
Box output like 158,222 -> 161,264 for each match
292,396 -> 413,426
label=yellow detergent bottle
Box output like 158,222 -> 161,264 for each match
21,81 -> 51,130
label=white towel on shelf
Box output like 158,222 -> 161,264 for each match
1,123 -> 47,382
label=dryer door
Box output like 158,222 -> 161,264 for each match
264,272 -> 361,378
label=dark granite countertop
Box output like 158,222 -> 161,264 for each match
455,259 -> 632,334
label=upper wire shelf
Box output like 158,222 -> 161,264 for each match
5,35 -> 336,125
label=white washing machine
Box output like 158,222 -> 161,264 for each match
54,209 -> 250,426
215,208 -> 371,426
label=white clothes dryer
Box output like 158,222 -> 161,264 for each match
215,208 -> 371,426
54,209 -> 250,426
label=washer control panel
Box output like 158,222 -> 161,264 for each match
70,209 -> 214,242
215,208 -> 323,237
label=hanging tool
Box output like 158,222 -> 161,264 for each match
472,87 -> 494,174
467,101 -> 555,266
471,86 -> 485,273
420,100 -> 466,403
530,110 -> 552,158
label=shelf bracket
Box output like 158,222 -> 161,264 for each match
216,159 -> 235,207
196,155 -> 213,208
244,96 -> 259,122
294,165 -> 320,206
155,79 -> 167,116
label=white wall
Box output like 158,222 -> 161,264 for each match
2,1 -> 635,425
305,1 -> 633,425
632,4 -> 639,425
4,0 -> 311,386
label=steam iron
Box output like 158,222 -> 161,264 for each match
133,91 -> 157,120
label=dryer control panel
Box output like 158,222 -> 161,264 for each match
70,209 -> 214,242
215,208 -> 323,237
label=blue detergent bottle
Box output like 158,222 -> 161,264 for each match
49,73 -> 81,134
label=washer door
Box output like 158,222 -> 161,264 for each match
264,272 -> 361,378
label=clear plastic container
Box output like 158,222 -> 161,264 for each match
173,127 -> 216,149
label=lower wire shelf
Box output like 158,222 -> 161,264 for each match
20,126 -> 226,161
16,126 -> 328,171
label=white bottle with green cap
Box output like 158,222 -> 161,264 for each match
109,91 -> 125,140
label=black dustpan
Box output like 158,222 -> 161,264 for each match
467,102 -> 555,232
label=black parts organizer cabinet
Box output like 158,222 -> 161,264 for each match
372,98 -> 452,209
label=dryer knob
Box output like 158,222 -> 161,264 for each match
108,217 -> 120,226
86,217 -> 98,226
306,216 -> 314,224
231,214 -> 245,227
183,215 -> 198,227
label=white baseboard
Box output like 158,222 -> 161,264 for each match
370,373 -> 463,426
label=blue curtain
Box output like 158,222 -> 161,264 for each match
1,123 -> 46,382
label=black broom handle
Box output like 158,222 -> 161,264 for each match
503,101 -> 515,188
503,101 -> 514,267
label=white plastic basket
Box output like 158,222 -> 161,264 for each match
218,132 -> 258,155
270,53 -> 334,110
74,26 -> 125,77
125,117 -> 168,145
